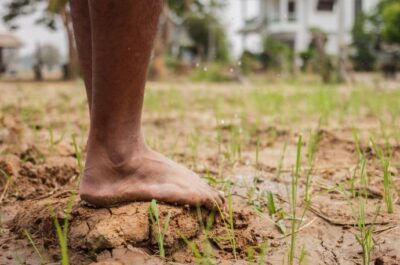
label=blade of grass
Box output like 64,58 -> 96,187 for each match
24,229 -> 47,265
288,135 -> 302,265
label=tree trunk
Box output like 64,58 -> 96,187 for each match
33,44 -> 43,81
60,5 -> 79,80
184,0 -> 193,10
0,48 -> 5,74
149,5 -> 170,80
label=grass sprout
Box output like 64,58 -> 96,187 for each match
71,134 -> 83,175
354,200 -> 381,265
24,229 -> 47,264
149,199 -> 172,258
371,139 -> 394,213
275,142 -> 287,180
51,196 -> 74,265
214,190 -> 237,260
288,135 -> 302,265
255,136 -> 260,166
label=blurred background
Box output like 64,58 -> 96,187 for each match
0,0 -> 398,83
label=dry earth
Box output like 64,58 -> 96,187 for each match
0,79 -> 399,264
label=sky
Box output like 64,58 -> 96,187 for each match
0,0 -> 260,59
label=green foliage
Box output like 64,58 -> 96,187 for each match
266,191 -> 277,216
168,0 -> 229,62
354,200 -> 380,265
288,135 -> 302,265
2,0 -> 63,30
184,13 -> 230,62
149,200 -> 172,258
47,0 -> 68,13
299,49 -> 315,71
240,51 -> 262,75
381,2 -> 400,43
371,139 -> 394,213
71,134 -> 83,176
351,13 -> 376,71
190,63 -> 231,82
262,37 -> 292,71
52,197 -> 74,265
167,0 -> 206,17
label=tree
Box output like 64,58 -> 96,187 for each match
381,1 -> 400,44
351,13 -> 376,71
149,0 -> 229,80
184,13 -> 229,62
40,43 -> 61,70
369,0 -> 400,44
2,0 -> 79,80
2,0 -> 229,81
33,44 -> 43,81
309,29 -> 333,83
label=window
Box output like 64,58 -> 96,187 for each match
288,0 -> 296,21
288,1 -> 296,13
317,0 -> 335,11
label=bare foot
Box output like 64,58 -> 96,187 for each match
79,146 -> 224,208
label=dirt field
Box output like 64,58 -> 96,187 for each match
0,77 -> 399,264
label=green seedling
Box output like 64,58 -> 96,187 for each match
246,245 -> 256,263
352,128 -> 363,159
354,200 -> 380,265
299,245 -> 307,265
304,128 -> 320,203
265,191 -> 287,234
180,206 -> 216,264
226,126 -> 242,165
71,134 -> 83,175
349,166 -> 358,198
266,191 -> 277,216
24,229 -> 47,265
202,171 -> 233,191
48,126 -> 66,154
180,233 -> 209,264
49,126 -> 55,154
256,241 -> 268,265
288,135 -> 302,265
371,139 -> 394,213
275,142 -> 287,180
214,190 -> 237,260
359,156 -> 368,198
255,137 -> 260,166
227,191 -> 237,259
149,199 -> 172,258
246,241 -> 269,264
51,196 -> 74,265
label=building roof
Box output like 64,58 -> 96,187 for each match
0,33 -> 23,48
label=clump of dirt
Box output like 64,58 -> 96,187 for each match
0,152 -> 79,203
9,192 -> 271,264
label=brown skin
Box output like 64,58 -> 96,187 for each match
70,0 -> 224,208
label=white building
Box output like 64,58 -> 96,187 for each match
240,0 -> 379,56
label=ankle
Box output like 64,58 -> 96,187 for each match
86,135 -> 147,166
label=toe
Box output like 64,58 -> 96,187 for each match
200,190 -> 221,209
210,189 -> 224,209
218,191 -> 226,205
